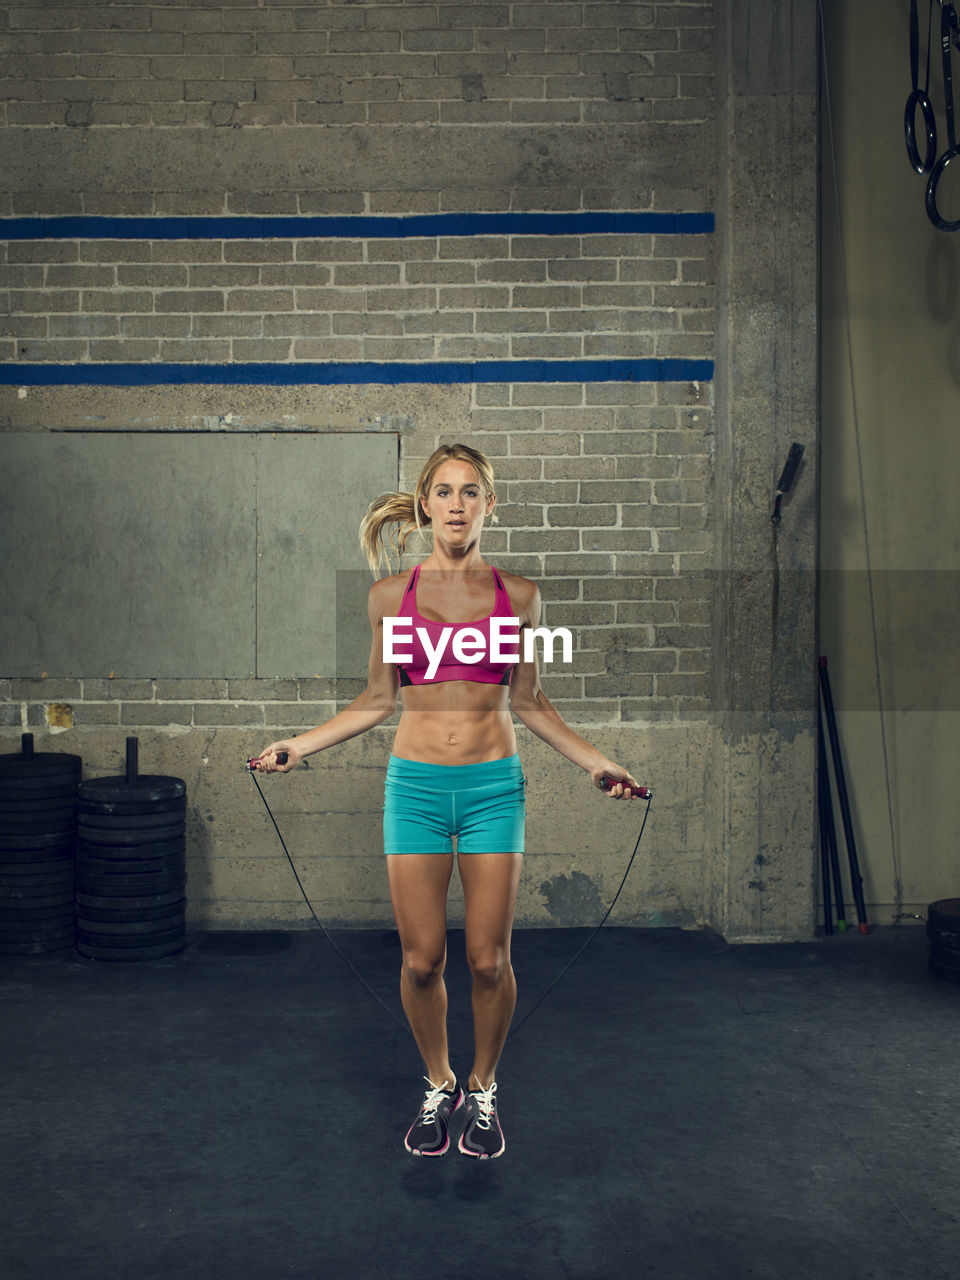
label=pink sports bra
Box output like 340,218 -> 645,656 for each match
392,564 -> 517,686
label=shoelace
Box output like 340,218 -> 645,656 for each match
419,1077 -> 453,1125
470,1081 -> 497,1130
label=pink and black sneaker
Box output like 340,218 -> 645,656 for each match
404,1077 -> 464,1156
458,1081 -> 504,1159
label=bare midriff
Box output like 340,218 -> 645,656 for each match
391,682 -> 517,766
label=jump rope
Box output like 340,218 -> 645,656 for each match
247,752 -> 652,1041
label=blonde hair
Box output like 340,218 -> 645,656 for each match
359,443 -> 495,575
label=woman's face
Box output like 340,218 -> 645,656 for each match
420,459 -> 495,546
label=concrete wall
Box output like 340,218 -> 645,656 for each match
0,0 -> 819,939
820,0 -> 960,925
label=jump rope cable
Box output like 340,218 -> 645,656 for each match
249,765 -> 408,1034
248,765 -> 651,1040
506,793 -> 652,1040
819,3 -> 904,921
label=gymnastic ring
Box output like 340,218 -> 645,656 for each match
925,145 -> 960,231
905,89 -> 938,175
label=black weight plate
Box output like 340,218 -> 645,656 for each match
0,792 -> 77,811
79,846 -> 185,871
0,855 -> 74,875
79,796 -> 186,818
0,815 -> 76,836
0,916 -> 74,934
80,859 -> 185,882
77,873 -> 186,896
75,824 -> 185,848
79,898 -> 185,923
927,924 -> 960,952
76,938 -> 184,962
0,830 -> 78,851
0,843 -> 74,863
0,938 -> 74,955
0,796 -> 77,814
0,890 -> 74,910
79,776 -> 185,804
81,845 -> 184,864
77,887 -> 186,911
78,923 -> 184,948
79,803 -> 188,824
80,834 -> 184,855
929,955 -> 960,983
928,899 -> 960,936
79,810 -> 187,830
0,767 -> 81,789
80,841 -> 185,862
0,747 -> 81,762
0,869 -> 74,889
0,757 -> 81,778
0,897 -> 74,916
0,923 -> 75,944
77,913 -> 184,937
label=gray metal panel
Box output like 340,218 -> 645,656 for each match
256,433 -> 398,677
0,433 -> 257,677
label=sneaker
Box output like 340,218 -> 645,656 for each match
458,1081 -> 505,1159
404,1077 -> 463,1156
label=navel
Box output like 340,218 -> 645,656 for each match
448,734 -> 459,745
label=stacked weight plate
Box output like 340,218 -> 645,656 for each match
927,898 -> 960,984
0,735 -> 80,956
76,740 -> 186,961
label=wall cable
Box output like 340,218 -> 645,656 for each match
818,3 -> 905,922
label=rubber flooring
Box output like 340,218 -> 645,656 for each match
1,924 -> 957,1280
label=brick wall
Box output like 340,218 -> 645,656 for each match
0,2 -> 712,133
0,0 -> 807,937
5,229 -> 712,366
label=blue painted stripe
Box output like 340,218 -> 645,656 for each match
0,360 -> 713,386
0,212 -> 715,241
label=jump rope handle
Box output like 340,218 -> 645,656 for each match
248,751 -> 288,771
600,775 -> 652,799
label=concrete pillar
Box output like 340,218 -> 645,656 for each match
708,0 -> 819,940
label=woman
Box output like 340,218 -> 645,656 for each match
255,443 -> 640,1160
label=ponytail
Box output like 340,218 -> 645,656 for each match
359,490 -> 425,576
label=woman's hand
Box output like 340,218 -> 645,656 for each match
252,741 -> 301,774
590,761 -> 643,799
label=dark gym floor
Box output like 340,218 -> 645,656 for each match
1,923 -> 957,1280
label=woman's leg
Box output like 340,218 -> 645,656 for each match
386,852 -> 456,1087
458,851 -> 523,1090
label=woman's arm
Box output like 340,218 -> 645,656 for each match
507,578 -> 642,798
255,578 -> 400,773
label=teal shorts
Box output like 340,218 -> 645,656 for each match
383,754 -> 525,855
